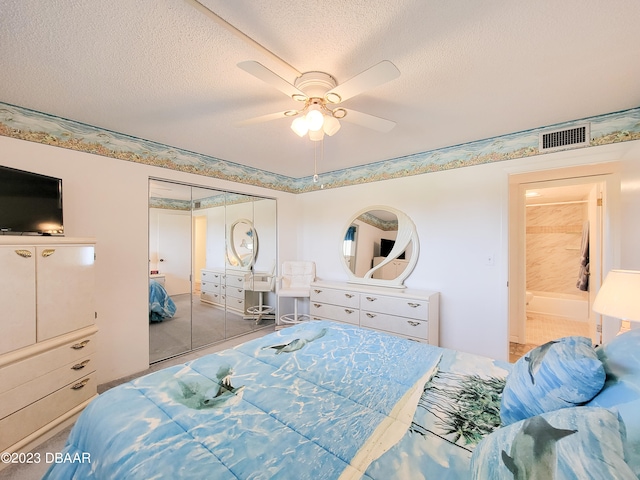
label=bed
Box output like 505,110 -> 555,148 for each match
149,280 -> 176,323
43,321 -> 640,479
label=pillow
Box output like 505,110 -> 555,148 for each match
471,407 -> 636,479
500,336 -> 605,425
588,328 -> 640,476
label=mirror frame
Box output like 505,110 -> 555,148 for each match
227,218 -> 258,270
339,205 -> 420,288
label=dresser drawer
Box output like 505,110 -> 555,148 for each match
225,274 -> 245,288
311,302 -> 359,325
201,281 -> 220,294
0,334 -> 96,395
201,291 -> 222,304
0,372 -> 96,452
224,285 -> 245,299
360,293 -> 428,318
310,287 -> 359,309
0,354 -> 95,419
201,270 -> 223,282
360,311 -> 429,340
226,296 -> 245,311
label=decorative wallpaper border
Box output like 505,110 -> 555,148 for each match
1,102 -> 639,194
149,191 -> 253,210
357,212 -> 398,231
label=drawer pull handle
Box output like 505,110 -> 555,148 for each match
15,249 -> 32,258
407,303 -> 421,308
345,293 -> 355,298
313,303 -> 322,308
72,360 -> 91,370
71,378 -> 90,390
365,297 -> 377,302
314,289 -> 322,294
71,340 -> 90,350
344,309 -> 355,314
41,249 -> 56,257
407,321 -> 420,327
366,313 -> 376,318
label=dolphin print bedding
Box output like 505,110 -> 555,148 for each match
42,321 -> 640,479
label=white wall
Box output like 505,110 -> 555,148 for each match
0,135 -> 296,384
298,163 -> 508,359
2,134 -> 639,379
298,141 -> 640,360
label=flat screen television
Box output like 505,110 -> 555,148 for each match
0,165 -> 64,235
380,238 -> 405,259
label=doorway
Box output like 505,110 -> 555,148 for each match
508,164 -> 618,361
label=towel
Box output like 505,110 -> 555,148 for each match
576,221 -> 589,291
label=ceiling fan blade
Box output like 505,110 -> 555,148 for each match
238,61 -> 307,100
235,110 -> 297,127
325,61 -> 400,103
339,108 -> 396,133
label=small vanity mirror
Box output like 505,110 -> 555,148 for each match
227,218 -> 258,269
340,206 -> 419,288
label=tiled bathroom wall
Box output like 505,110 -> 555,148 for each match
526,202 -> 589,297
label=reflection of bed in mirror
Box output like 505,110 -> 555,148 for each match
149,280 -> 176,323
148,180 -> 277,364
341,206 -> 419,288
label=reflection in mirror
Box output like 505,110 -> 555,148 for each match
340,206 -> 419,288
227,219 -> 257,269
149,180 -> 277,364
148,180 -> 194,362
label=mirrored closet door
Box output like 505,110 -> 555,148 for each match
149,179 -> 277,363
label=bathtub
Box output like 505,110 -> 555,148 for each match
526,290 -> 589,321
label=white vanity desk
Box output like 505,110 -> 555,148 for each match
310,281 -> 439,345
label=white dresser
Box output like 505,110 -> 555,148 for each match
200,268 -> 246,314
310,281 -> 439,345
0,237 -> 97,459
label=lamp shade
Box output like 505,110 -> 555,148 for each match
305,109 -> 324,131
291,117 -> 308,137
592,270 -> 640,321
323,115 -> 341,136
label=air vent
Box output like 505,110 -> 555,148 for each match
539,124 -> 590,153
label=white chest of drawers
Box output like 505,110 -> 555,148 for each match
310,281 -> 439,345
0,237 -> 97,460
201,268 -> 246,314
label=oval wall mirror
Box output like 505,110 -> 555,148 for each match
340,206 -> 419,288
227,218 -> 258,269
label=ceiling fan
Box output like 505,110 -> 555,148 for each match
184,0 -> 400,141
236,60 -> 400,140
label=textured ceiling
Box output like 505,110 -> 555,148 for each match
1,0 -> 640,178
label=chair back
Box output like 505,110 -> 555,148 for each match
281,261 -> 316,290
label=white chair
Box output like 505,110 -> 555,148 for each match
243,265 -> 276,325
277,261 -> 316,326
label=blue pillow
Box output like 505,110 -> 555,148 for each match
471,407 -> 635,479
588,328 -> 640,476
500,336 -> 605,425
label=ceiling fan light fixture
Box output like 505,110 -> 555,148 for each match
305,109 -> 324,131
309,128 -> 325,141
291,117 -> 309,137
323,115 -> 341,136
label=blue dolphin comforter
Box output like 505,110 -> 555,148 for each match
43,321 -> 509,479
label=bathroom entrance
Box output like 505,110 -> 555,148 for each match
508,164 -> 619,360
